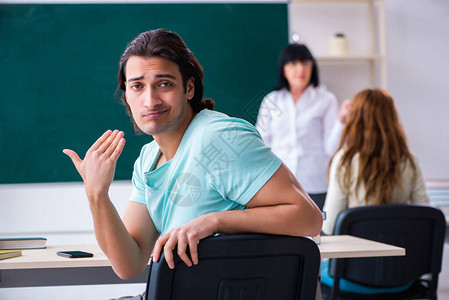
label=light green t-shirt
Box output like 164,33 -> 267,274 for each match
130,109 -> 282,235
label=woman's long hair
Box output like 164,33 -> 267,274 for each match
331,88 -> 416,204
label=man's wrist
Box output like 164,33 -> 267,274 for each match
206,211 -> 222,234
86,188 -> 109,204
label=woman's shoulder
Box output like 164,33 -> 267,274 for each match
402,152 -> 422,173
333,148 -> 345,159
399,152 -> 419,166
264,89 -> 289,100
330,149 -> 360,172
409,152 -> 420,163
333,148 -> 353,161
311,86 -> 337,102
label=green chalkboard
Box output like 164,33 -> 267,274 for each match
0,3 -> 288,184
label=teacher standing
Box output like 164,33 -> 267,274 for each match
256,43 -> 351,210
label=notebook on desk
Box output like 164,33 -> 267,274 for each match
0,237 -> 47,250
0,249 -> 22,260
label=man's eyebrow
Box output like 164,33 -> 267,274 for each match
127,74 -> 176,82
127,76 -> 144,82
155,74 -> 176,79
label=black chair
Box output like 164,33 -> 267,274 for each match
145,233 -> 320,300
321,204 -> 446,300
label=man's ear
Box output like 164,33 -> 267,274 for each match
186,77 -> 195,100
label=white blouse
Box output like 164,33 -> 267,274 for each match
256,86 -> 343,193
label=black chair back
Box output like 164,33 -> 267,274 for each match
328,204 -> 446,299
145,233 -> 320,300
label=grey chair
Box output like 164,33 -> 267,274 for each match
145,233 -> 321,300
322,204 -> 446,300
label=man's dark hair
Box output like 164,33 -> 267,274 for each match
275,43 -> 319,91
116,29 -> 214,132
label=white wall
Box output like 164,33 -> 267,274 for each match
0,181 -> 143,300
0,181 -> 132,243
385,0 -> 449,179
289,0 -> 449,180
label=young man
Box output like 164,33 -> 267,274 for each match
64,29 -> 322,280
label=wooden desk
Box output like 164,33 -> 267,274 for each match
0,244 -> 149,288
0,244 -> 113,270
319,235 -> 405,259
0,235 -> 405,288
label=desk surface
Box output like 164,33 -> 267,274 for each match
0,244 -> 111,270
318,235 -> 405,259
0,235 -> 405,288
0,235 -> 405,270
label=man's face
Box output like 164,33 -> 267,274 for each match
125,56 -> 195,137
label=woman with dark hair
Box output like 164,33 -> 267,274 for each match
256,43 -> 351,210
320,88 -> 429,294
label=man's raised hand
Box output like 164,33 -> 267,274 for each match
63,130 -> 125,200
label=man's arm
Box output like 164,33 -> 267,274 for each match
87,196 -> 157,279
152,163 -> 323,269
64,130 -> 158,279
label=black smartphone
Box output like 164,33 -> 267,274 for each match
57,250 -> 93,258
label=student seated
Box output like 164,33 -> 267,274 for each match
64,29 -> 323,299
321,88 -> 429,294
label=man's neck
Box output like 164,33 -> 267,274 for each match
153,111 -> 198,166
